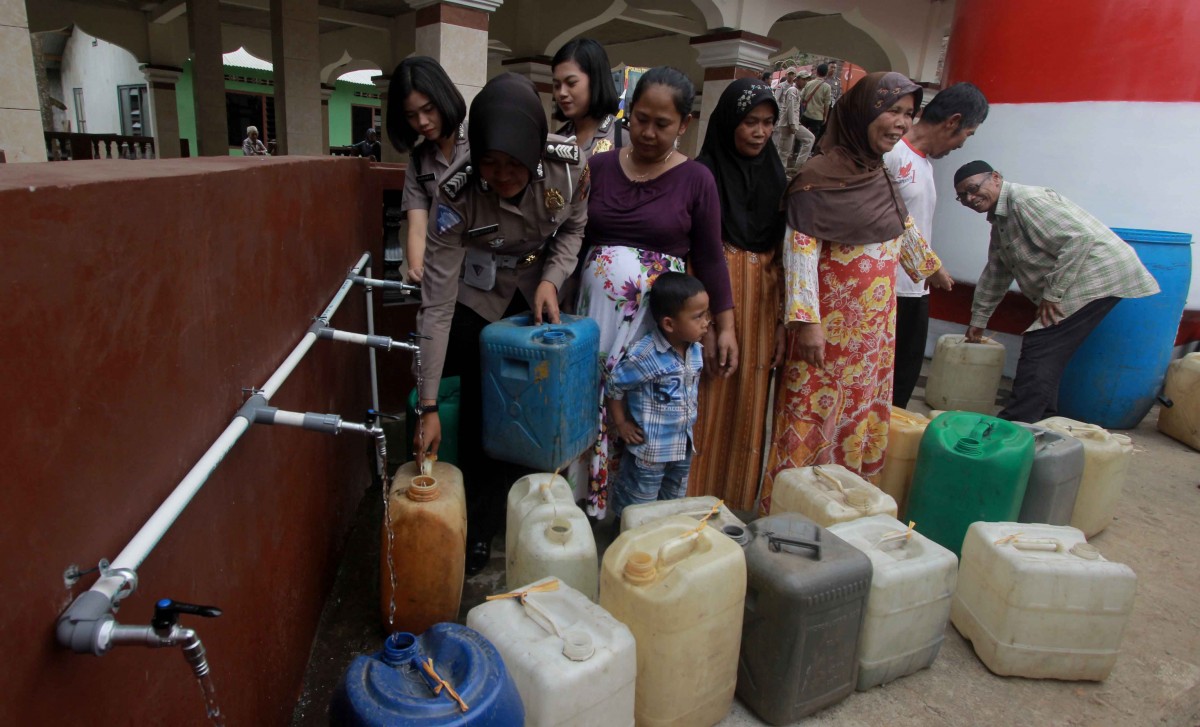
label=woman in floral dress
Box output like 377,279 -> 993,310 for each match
576,67 -> 736,518
759,72 -> 941,515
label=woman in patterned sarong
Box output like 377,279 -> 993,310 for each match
760,72 -> 943,515
689,78 -> 788,511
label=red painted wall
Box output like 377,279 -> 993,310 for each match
944,0 -> 1200,103
0,157 -> 399,724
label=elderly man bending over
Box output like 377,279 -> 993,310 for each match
954,160 -> 1159,423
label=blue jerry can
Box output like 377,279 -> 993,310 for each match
480,313 -> 600,472
332,624 -> 524,726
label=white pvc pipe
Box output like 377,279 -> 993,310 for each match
89,252 -> 370,601
364,265 -> 380,415
271,411 -> 308,428
260,253 -> 368,399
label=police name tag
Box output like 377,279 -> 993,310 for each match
462,247 -> 497,291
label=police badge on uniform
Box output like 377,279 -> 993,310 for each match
544,188 -> 565,210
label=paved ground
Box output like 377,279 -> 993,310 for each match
292,380 -> 1200,726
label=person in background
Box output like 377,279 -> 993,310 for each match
784,70 -> 816,171
761,72 -> 943,515
576,66 -> 736,519
552,37 -> 629,157
954,161 -> 1160,422
607,273 -> 708,517
387,56 -> 468,284
776,72 -> 802,168
771,67 -> 797,156
413,73 -> 588,574
242,126 -> 268,156
354,128 -> 382,161
800,62 -> 833,141
884,82 -> 989,407
690,78 -> 787,511
774,67 -> 796,108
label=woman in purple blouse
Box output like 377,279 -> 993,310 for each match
576,66 -> 737,518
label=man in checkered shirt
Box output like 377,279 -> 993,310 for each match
954,160 -> 1160,422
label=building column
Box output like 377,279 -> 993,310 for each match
405,0 -> 503,107
141,65 -> 183,158
501,56 -> 554,123
320,83 -> 335,153
270,0 -> 323,156
690,31 -> 780,151
372,75 -> 402,163
188,0 -> 228,156
0,0 -> 47,162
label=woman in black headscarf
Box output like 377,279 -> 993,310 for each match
690,77 -> 788,510
414,73 -> 589,574
758,72 -> 944,514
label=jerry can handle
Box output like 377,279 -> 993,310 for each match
997,536 -> 1062,552
872,529 -> 912,550
520,596 -> 565,639
766,531 -> 822,559
969,420 -> 997,440
813,466 -> 846,495
657,531 -> 701,568
1059,422 -> 1109,441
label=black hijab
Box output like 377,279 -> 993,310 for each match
696,78 -> 787,253
467,73 -> 548,176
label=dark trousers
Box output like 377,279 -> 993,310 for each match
801,116 -> 825,143
442,299 -> 533,546
999,296 -> 1120,423
893,295 -> 930,408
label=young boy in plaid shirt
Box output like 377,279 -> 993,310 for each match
607,272 -> 710,517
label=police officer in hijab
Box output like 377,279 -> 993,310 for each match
413,73 -> 589,574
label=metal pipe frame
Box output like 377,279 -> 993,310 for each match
83,252 -> 371,603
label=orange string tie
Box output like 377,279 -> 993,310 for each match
420,657 -> 469,712
684,500 -> 724,538
994,532 -> 1023,546
484,578 -> 561,604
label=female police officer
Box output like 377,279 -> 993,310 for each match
413,73 -> 588,574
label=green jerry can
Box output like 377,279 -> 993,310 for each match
905,412 -> 1034,558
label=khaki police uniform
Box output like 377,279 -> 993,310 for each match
400,123 -> 470,214
555,114 -> 628,158
417,132 -> 590,402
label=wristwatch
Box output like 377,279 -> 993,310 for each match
415,402 -> 439,415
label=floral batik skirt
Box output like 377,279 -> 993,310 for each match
759,226 -> 937,515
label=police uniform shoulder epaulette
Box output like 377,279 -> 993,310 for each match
543,133 -> 580,165
439,156 -> 473,201
597,115 -> 614,134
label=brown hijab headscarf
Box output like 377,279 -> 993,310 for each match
785,71 -> 922,245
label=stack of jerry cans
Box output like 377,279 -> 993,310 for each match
829,515 -> 958,690
736,513 -> 872,723
1015,423 -> 1085,525
506,474 -> 597,600
600,515 -> 746,726
952,522 -> 1137,680
769,465 -> 898,527
467,577 -> 636,726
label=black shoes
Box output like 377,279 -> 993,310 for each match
466,539 -> 491,576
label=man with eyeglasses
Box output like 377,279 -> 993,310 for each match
953,160 -> 1160,422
